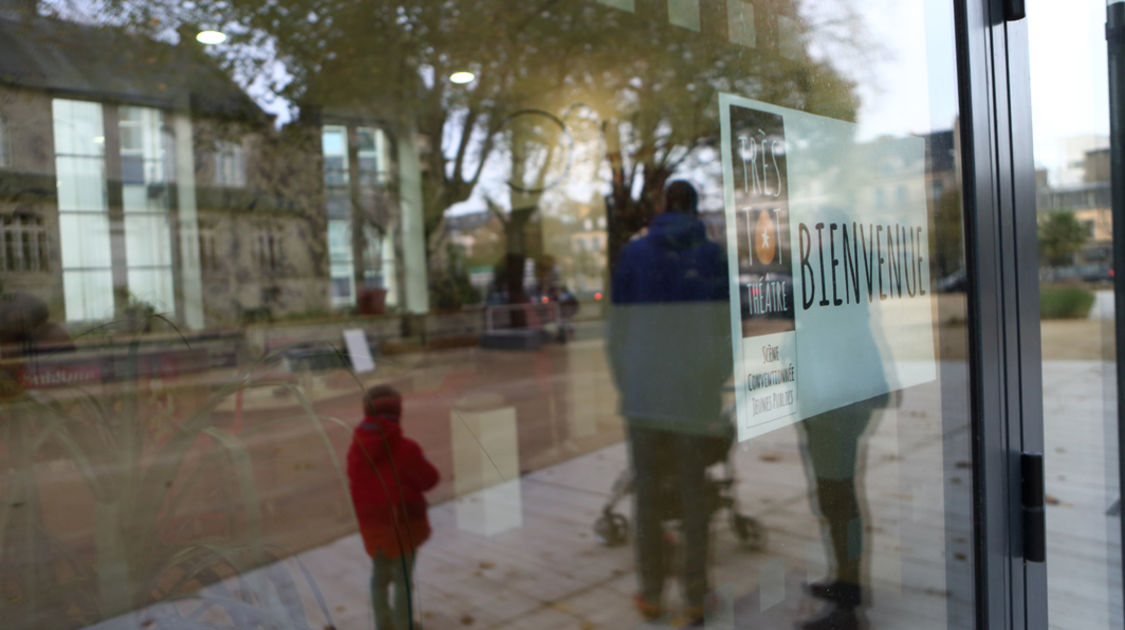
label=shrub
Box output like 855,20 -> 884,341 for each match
1040,285 -> 1095,319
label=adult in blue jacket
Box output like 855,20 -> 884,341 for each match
607,180 -> 732,625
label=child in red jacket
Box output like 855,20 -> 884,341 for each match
347,385 -> 439,630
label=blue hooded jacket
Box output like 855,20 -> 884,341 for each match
607,212 -> 732,433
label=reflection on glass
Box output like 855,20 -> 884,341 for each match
0,1 -> 974,629
1029,0 -> 1124,627
608,181 -> 731,625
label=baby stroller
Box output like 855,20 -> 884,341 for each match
593,418 -> 766,551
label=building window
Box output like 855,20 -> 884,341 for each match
321,124 -> 390,308
198,224 -> 219,272
253,226 -> 284,273
357,126 -> 387,187
120,106 -> 175,314
323,125 -> 354,306
322,126 -> 349,189
213,139 -> 246,187
53,100 -> 179,321
53,98 -> 113,322
0,213 -> 49,272
328,219 -> 354,305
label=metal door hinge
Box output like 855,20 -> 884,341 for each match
1021,451 -> 1045,563
1005,0 -> 1026,22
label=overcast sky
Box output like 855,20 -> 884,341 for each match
1027,0 -> 1110,179
809,0 -> 1108,183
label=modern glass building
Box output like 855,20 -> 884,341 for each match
0,1 -> 1120,628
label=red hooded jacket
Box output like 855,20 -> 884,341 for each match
347,415 -> 440,558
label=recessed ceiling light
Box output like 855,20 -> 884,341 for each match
196,30 -> 227,45
449,71 -> 475,84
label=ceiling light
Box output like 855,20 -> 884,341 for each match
196,30 -> 227,45
449,71 -> 475,84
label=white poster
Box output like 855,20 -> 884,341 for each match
720,93 -> 937,442
343,328 -> 376,374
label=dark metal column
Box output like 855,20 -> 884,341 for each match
1105,0 -> 1125,603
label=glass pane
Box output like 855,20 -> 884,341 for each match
0,3 -> 976,630
61,269 -> 114,321
358,127 -> 378,152
1028,1 -> 1124,627
126,267 -> 175,313
125,215 -> 172,267
55,155 -> 107,212
58,213 -> 112,269
328,219 -> 353,263
52,98 -> 104,157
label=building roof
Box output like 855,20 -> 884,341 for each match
0,15 -> 265,121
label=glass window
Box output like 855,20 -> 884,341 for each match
53,98 -> 112,321
322,125 -> 349,187
328,219 -> 355,305
1029,1 -> 1124,626
198,222 -> 219,271
61,268 -> 114,321
357,126 -> 386,185
213,139 -> 246,187
119,105 -> 175,314
0,214 -> 48,272
3,4 -> 983,630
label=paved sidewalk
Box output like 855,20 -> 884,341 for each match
88,409 -> 959,629
86,360 -> 1121,630
1089,290 -> 1115,320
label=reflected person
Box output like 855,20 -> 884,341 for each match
0,291 -> 74,357
347,385 -> 440,630
0,292 -> 74,399
607,180 -> 732,625
797,318 -> 892,630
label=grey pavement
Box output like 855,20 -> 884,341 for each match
83,360 -> 1120,630
1090,289 -> 1115,320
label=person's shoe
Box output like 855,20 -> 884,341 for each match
804,580 -> 863,607
679,614 -> 706,628
634,593 -> 665,621
797,603 -> 868,630
681,604 -> 705,627
681,590 -> 721,627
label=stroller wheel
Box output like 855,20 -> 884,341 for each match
732,513 -> 766,550
594,512 -> 630,547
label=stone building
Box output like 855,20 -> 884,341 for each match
0,8 -> 428,330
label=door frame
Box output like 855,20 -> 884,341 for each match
956,0 -> 1045,628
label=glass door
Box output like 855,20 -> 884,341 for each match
1025,1 -> 1125,628
0,1 -> 1037,629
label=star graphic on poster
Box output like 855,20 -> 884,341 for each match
760,231 -> 770,248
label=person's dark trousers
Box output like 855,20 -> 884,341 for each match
812,477 -> 864,601
628,424 -> 712,611
799,406 -> 873,604
371,551 -> 415,630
